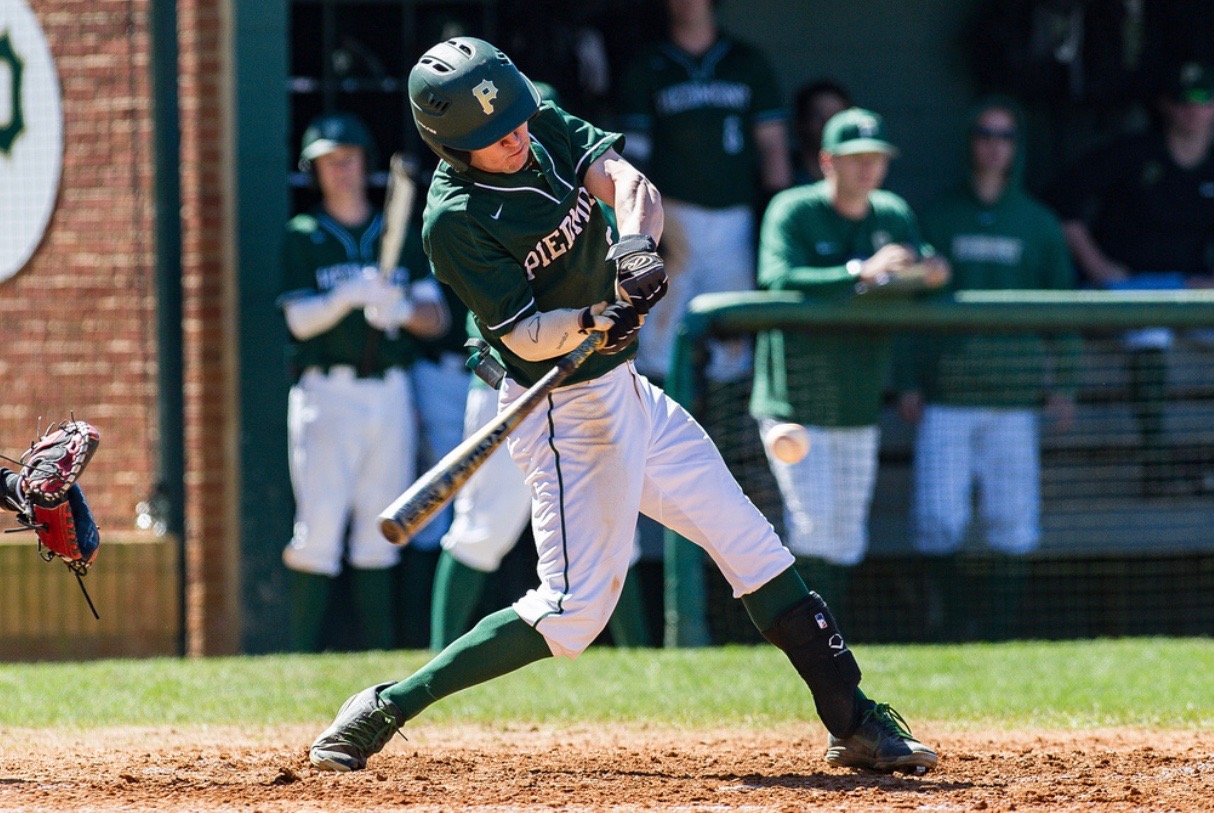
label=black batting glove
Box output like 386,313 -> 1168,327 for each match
579,301 -> 641,355
607,234 -> 668,315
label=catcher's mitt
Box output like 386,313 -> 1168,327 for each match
18,484 -> 101,568
18,419 -> 100,508
3,420 -> 102,618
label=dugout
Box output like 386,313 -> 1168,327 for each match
663,292 -> 1214,646
3,0 -> 1210,659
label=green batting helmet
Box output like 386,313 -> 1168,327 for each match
298,112 -> 378,172
408,37 -> 540,172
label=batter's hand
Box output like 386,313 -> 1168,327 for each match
607,234 -> 668,315
578,300 -> 642,354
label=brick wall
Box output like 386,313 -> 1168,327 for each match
3,0 -> 242,657
0,3 -> 157,539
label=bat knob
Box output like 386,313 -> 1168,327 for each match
379,516 -> 410,546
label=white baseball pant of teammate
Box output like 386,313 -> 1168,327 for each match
633,200 -> 755,383
439,382 -> 532,570
441,381 -> 645,573
758,418 -> 879,567
911,405 -> 1041,556
283,367 -> 417,574
503,361 -> 794,658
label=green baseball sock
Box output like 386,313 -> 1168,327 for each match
382,607 -> 552,722
351,567 -> 396,651
430,550 -> 490,651
741,565 -> 810,633
794,556 -> 852,614
289,570 -> 332,653
607,564 -> 652,647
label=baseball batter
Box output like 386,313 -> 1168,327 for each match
430,317 -> 651,650
309,37 -> 936,776
278,113 -> 447,652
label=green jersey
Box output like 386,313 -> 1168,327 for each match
423,103 -> 626,388
750,182 -> 930,427
900,185 -> 1079,407
279,209 -> 427,376
618,35 -> 785,208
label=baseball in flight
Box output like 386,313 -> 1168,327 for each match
764,422 -> 811,464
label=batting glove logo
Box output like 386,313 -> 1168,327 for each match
473,80 -> 499,115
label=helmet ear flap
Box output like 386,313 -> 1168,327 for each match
418,132 -> 472,173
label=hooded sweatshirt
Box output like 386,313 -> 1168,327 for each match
898,96 -> 1079,407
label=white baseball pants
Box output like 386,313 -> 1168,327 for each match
759,420 -> 880,566
911,405 -> 1041,555
504,362 -> 793,658
283,366 -> 416,575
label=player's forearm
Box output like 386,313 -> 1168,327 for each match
501,308 -> 589,361
755,119 -> 792,193
763,264 -> 860,293
1061,221 -> 1123,284
614,180 -> 662,243
283,292 -> 352,340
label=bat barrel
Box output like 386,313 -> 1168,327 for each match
379,475 -> 451,545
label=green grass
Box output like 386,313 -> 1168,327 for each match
0,638 -> 1210,729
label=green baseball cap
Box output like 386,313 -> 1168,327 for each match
821,108 -> 899,157
1165,61 -> 1214,104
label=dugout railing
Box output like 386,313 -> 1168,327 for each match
662,290 -> 1214,647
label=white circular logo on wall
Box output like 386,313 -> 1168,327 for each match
0,0 -> 62,283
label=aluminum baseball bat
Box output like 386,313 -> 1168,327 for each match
378,331 -> 606,545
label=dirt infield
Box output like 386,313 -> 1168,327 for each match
1,724 -> 1211,811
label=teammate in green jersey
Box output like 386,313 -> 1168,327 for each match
751,107 -> 950,611
618,0 -> 791,384
309,39 -> 936,777
278,112 -> 448,652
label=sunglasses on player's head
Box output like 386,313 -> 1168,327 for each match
971,126 -> 1017,141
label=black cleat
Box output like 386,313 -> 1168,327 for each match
825,702 -> 938,774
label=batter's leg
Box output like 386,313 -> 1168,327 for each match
638,380 -> 936,772
311,607 -> 552,772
